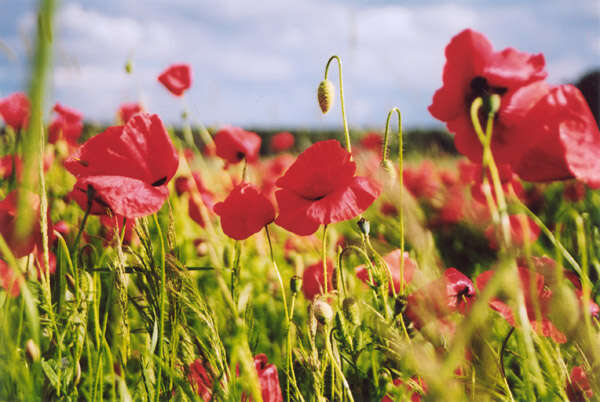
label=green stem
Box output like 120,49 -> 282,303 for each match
322,224 -> 329,295
324,55 -> 351,153
231,240 -> 242,308
153,213 -> 166,401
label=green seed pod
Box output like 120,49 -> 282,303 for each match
313,299 -> 334,325
290,275 -> 302,294
342,297 -> 361,326
317,79 -> 335,114
357,218 -> 370,237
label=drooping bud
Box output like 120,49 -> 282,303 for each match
25,339 -> 40,362
342,297 -> 360,326
357,218 -> 370,237
379,159 -> 397,187
313,299 -> 334,325
290,275 -> 302,294
317,79 -> 335,114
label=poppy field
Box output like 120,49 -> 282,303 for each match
1,3 -> 600,401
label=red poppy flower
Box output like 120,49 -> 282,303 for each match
64,113 -> 179,219
0,92 -> 30,131
158,64 -> 192,96
511,84 -> 600,188
566,366 -> 593,402
380,201 -> 398,216
117,102 -> 143,124
269,131 -> 294,152
0,259 -> 20,297
429,29 -> 548,164
0,190 -> 40,258
48,103 -> 83,145
383,377 -> 427,402
360,132 -> 383,153
484,214 -> 540,250
188,359 -> 214,401
213,183 -> 275,240
302,260 -> 334,301
274,140 -> 380,236
247,354 -> 283,402
476,267 -> 566,343
405,268 -> 475,330
403,161 -> 440,199
214,126 -> 261,165
0,155 -> 22,181
356,250 -> 417,294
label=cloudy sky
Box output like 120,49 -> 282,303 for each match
0,0 -> 598,129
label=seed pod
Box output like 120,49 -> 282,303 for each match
317,79 -> 335,114
357,218 -> 370,237
313,299 -> 334,325
342,297 -> 361,326
290,275 -> 302,294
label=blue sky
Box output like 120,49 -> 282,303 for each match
0,0 -> 598,129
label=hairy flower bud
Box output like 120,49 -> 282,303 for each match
290,275 -> 302,294
342,297 -> 361,326
313,299 -> 334,325
357,218 -> 370,236
317,80 -> 335,114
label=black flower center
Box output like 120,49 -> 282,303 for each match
152,176 -> 167,187
465,76 -> 508,112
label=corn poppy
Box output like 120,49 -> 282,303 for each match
476,267 -> 566,343
275,140 -> 380,236
429,29 -> 548,165
0,190 -> 40,258
484,214 -> 540,250
302,260 -> 334,301
65,113 -> 179,219
117,102 -> 143,124
355,250 -> 417,294
0,259 -> 20,297
511,84 -> 600,188
0,92 -> 30,131
249,354 -> 283,402
188,359 -> 214,401
269,131 -> 294,152
383,377 -> 427,402
405,268 -> 475,330
158,64 -> 192,96
359,132 -> 383,154
48,103 -> 83,145
566,366 -> 593,401
213,183 -> 275,240
214,126 -> 261,165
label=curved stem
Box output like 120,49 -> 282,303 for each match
324,55 -> 351,153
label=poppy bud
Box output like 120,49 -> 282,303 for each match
25,339 -> 40,362
290,275 -> 302,294
380,159 -> 397,186
484,93 -> 501,115
125,59 -> 133,74
313,299 -> 333,325
317,79 -> 335,114
357,218 -> 370,236
342,297 -> 360,326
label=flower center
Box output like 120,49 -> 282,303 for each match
152,176 -> 167,187
466,76 -> 508,112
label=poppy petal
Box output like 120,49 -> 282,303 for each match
274,189 -> 320,236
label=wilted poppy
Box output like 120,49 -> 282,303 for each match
275,140 -> 380,236
117,102 -> 143,124
64,113 -> 179,219
158,64 -> 192,96
269,131 -> 294,152
0,92 -> 29,131
476,267 -> 566,343
511,84 -> 600,188
213,183 -> 275,240
302,260 -> 334,301
429,29 -> 548,164
48,103 -> 83,145
214,126 -> 262,165
356,250 -> 417,294
566,366 -> 593,402
405,268 -> 475,330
